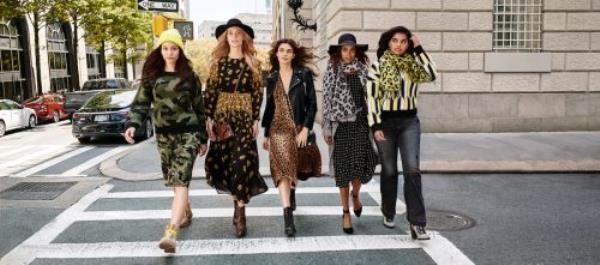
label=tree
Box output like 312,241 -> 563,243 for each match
1,0 -> 54,95
83,0 -> 152,80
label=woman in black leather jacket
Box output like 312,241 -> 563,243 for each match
261,38 -> 317,237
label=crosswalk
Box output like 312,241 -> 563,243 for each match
0,144 -> 131,178
0,179 -> 474,265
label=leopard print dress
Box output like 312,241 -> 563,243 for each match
268,77 -> 298,187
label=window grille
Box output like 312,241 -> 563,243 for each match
493,0 -> 543,51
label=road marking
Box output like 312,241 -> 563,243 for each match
0,145 -> 36,158
365,180 -> 474,265
0,145 -> 67,169
61,146 -> 129,176
0,184 -> 113,265
13,146 -> 95,177
31,235 -> 422,258
102,186 -> 380,199
77,206 -> 394,221
0,181 -> 474,265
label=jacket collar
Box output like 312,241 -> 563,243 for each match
268,66 -> 304,91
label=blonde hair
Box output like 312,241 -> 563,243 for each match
209,28 -> 262,89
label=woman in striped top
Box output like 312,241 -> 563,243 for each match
366,26 -> 437,240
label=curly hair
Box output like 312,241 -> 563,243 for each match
141,45 -> 194,91
268,39 -> 316,75
376,26 -> 415,59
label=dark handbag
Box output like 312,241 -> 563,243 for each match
296,128 -> 322,181
214,121 -> 235,141
213,63 -> 246,142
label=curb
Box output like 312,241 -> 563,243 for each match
101,155 -> 600,182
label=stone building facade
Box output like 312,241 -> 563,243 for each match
273,0 -> 600,132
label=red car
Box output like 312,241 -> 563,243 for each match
23,93 -> 69,123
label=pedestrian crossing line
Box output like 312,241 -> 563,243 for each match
29,234 -> 424,259
61,146 -> 129,176
0,184 -> 112,265
0,145 -> 69,169
0,181 -> 474,265
102,185 -> 381,199
77,206 -> 397,221
0,145 -> 37,158
13,146 -> 95,177
365,180 -> 474,265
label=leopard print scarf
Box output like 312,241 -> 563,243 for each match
379,49 -> 431,92
323,58 -> 368,121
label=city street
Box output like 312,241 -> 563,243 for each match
0,121 -> 131,178
1,123 -> 599,264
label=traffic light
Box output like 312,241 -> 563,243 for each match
152,15 -> 169,37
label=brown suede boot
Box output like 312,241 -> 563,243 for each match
233,202 -> 247,238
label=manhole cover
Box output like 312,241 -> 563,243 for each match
0,182 -> 77,200
426,210 -> 475,231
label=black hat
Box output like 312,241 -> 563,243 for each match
328,33 -> 368,55
215,18 -> 255,39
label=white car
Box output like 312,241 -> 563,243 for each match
0,99 -> 37,137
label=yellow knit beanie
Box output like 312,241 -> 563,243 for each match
158,29 -> 184,49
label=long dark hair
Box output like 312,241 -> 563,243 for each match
328,46 -> 369,68
141,45 -> 194,91
269,39 -> 316,75
376,26 -> 414,59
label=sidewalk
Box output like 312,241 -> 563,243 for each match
99,127 -> 600,181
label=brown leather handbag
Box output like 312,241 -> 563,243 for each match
296,125 -> 322,181
213,64 -> 247,142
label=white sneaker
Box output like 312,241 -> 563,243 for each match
383,216 -> 395,229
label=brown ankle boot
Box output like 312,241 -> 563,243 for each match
233,202 -> 247,238
232,200 -> 238,225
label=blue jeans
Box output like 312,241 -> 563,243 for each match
375,115 -> 426,226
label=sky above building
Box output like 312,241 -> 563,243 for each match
189,0 -> 271,26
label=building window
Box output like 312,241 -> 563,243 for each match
493,0 -> 542,51
47,23 -> 71,92
0,19 -> 26,101
114,58 -> 126,79
86,45 -> 102,80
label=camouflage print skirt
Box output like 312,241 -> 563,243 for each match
156,132 -> 200,187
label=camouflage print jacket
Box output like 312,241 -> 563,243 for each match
126,72 -> 208,144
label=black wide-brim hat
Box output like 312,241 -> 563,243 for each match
328,33 -> 368,55
215,18 -> 255,39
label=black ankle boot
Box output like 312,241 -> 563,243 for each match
290,189 -> 296,211
283,207 -> 296,237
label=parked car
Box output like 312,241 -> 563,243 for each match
0,99 -> 37,137
72,89 -> 153,144
64,78 -> 131,119
23,93 -> 69,123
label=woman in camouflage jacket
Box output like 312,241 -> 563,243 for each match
124,29 -> 208,253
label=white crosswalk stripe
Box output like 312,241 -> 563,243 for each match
0,145 -> 74,176
0,180 -> 474,265
13,146 -> 95,177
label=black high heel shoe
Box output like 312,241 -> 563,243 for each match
351,191 -> 362,217
342,209 -> 354,234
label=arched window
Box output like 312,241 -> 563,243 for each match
0,19 -> 26,102
47,22 -> 71,92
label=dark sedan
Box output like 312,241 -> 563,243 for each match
72,89 -> 153,144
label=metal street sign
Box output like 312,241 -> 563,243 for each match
174,21 -> 194,40
137,0 -> 179,12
